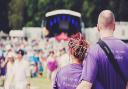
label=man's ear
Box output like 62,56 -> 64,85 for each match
97,24 -> 100,32
113,23 -> 115,31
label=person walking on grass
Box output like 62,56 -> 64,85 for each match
11,49 -> 31,89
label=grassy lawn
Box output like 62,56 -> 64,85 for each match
0,76 -> 51,89
30,76 -> 52,89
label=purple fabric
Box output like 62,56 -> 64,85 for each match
53,64 -> 83,89
53,64 -> 104,89
0,56 -> 6,76
47,60 -> 57,72
81,37 -> 128,89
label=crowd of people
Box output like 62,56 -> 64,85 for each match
0,10 -> 128,89
0,34 -> 71,89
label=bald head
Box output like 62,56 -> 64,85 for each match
98,10 -> 115,30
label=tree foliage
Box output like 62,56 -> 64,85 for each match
0,0 -> 10,32
8,0 -> 26,29
1,0 -> 128,31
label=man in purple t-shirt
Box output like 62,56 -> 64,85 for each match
77,10 -> 128,89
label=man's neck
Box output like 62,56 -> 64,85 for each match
100,30 -> 114,39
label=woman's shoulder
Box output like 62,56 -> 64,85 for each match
57,64 -> 82,76
57,64 -> 71,75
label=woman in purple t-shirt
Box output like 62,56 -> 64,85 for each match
53,33 -> 103,89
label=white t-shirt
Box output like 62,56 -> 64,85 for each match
6,62 -> 14,80
12,59 -> 30,85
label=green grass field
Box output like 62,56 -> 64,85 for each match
30,77 -> 52,89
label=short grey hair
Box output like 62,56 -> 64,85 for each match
98,10 -> 115,27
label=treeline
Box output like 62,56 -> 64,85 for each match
0,0 -> 128,32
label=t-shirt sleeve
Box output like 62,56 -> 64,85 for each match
81,45 -> 99,83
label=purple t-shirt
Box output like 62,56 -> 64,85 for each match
53,64 -> 104,89
53,64 -> 82,89
81,37 -> 128,89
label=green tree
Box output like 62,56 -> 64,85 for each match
0,0 -> 10,32
119,0 -> 128,21
8,0 -> 128,30
8,0 -> 25,29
